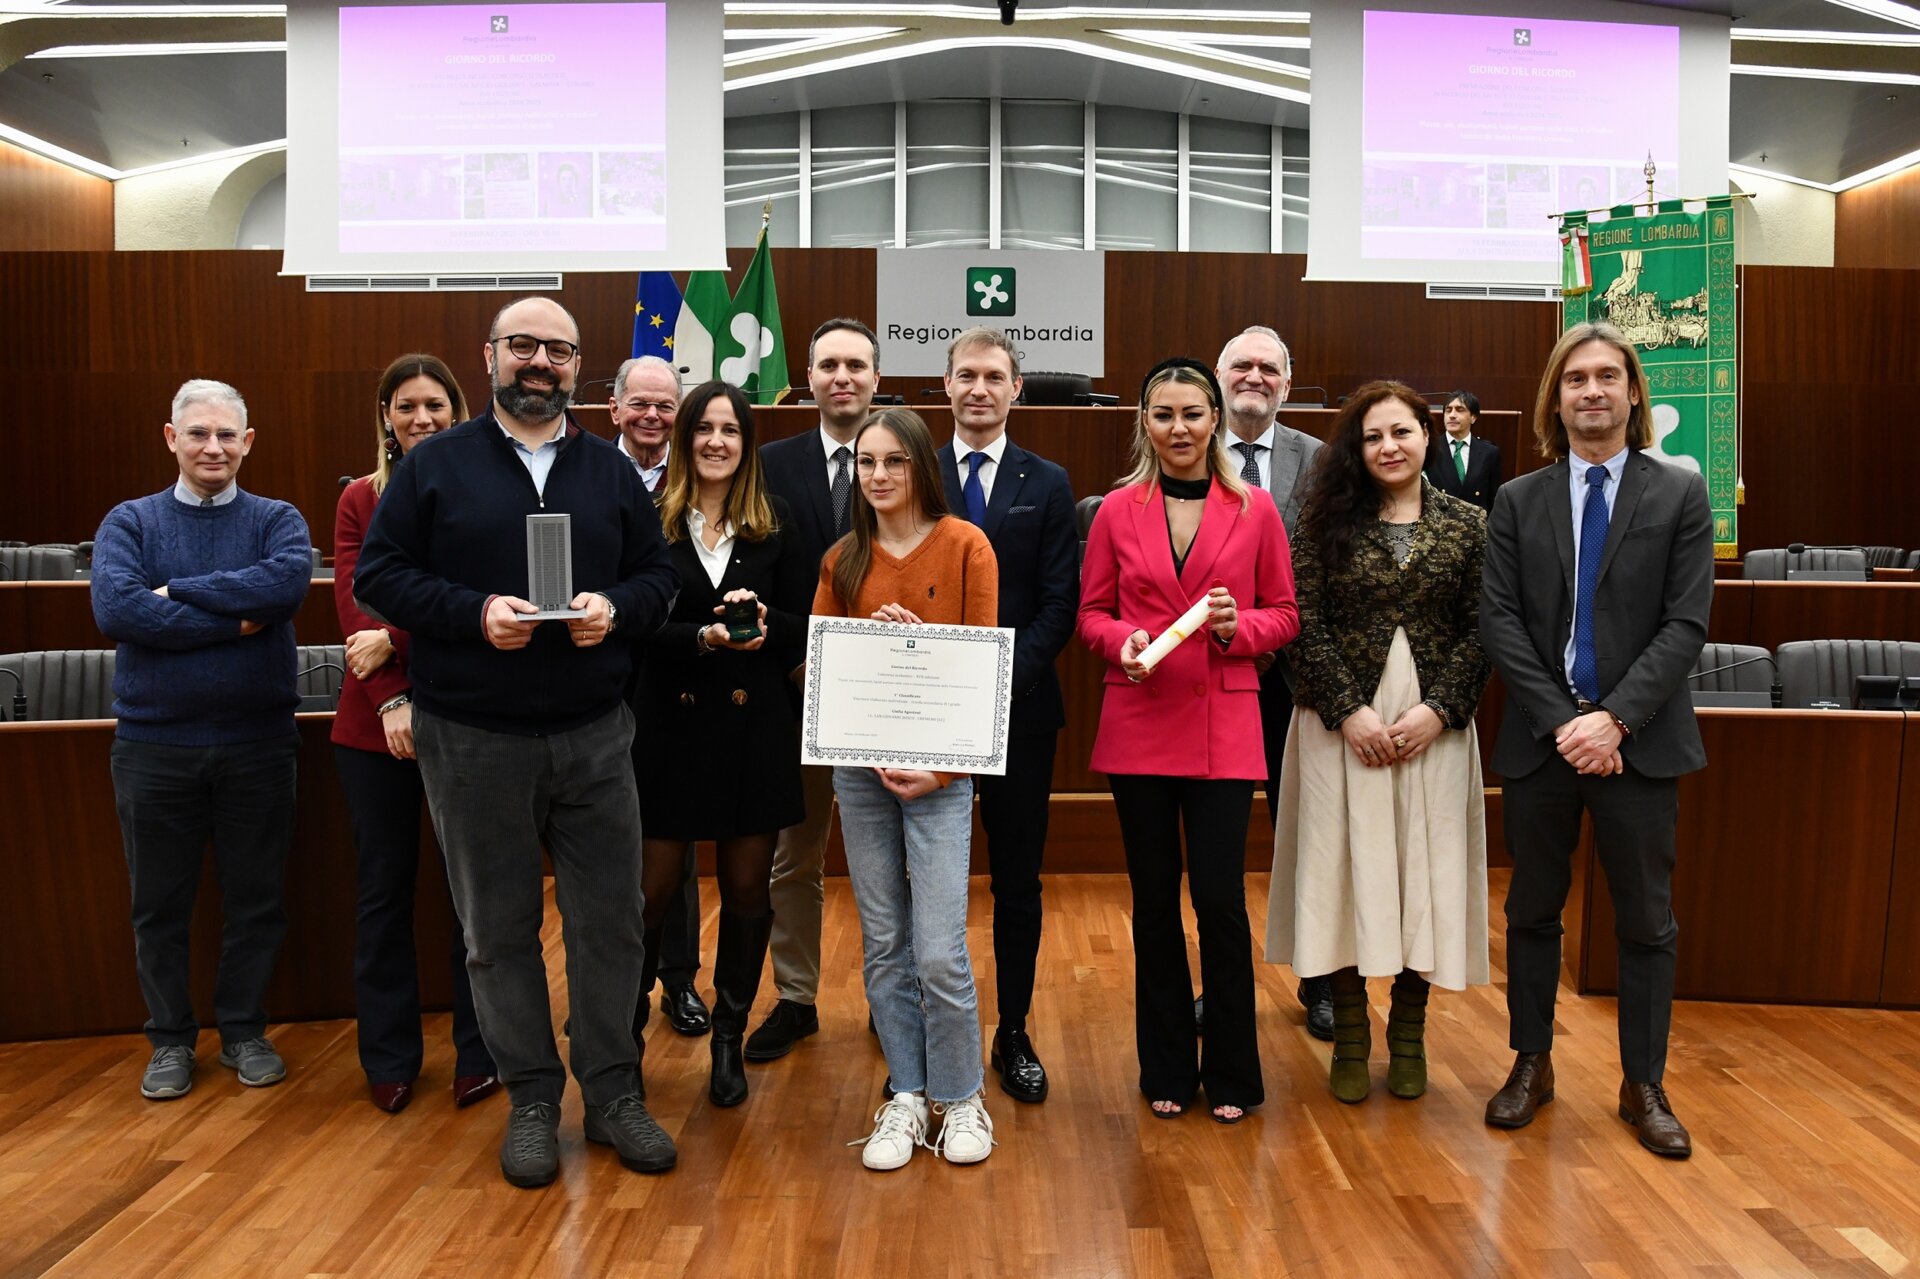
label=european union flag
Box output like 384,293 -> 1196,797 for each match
632,271 -> 684,361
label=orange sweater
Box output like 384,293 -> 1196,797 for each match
812,516 -> 999,628
813,517 -> 999,785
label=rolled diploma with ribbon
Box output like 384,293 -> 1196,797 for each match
1136,594 -> 1212,673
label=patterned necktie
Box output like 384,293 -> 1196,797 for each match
830,446 -> 852,538
1571,464 -> 1610,703
1234,441 -> 1262,487
1453,439 -> 1468,481
963,452 -> 988,526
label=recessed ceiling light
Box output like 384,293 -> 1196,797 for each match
25,41 -> 285,59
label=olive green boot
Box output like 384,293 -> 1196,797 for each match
1386,970 -> 1430,1100
1327,968 -> 1370,1104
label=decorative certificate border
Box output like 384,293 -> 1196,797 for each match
802,617 -> 1014,773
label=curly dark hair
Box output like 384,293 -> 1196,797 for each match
1297,380 -> 1433,572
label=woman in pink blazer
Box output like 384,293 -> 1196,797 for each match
1078,357 -> 1299,1123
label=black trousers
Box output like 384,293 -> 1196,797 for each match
652,845 -> 700,989
1107,773 -> 1262,1109
109,733 -> 299,1049
1256,661 -> 1296,829
1503,753 -> 1679,1084
974,729 -> 1058,1031
334,744 -> 493,1084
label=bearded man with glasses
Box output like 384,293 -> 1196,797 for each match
356,296 -> 681,1188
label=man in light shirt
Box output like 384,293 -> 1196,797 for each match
609,355 -> 679,494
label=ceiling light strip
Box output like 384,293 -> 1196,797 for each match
25,41 -> 285,59
115,139 -> 285,180
1731,62 -> 1920,83
0,121 -> 117,178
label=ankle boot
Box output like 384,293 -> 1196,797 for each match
709,910 -> 773,1108
1386,969 -> 1430,1100
1328,967 -> 1370,1104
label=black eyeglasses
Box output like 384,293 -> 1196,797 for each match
494,333 -> 580,363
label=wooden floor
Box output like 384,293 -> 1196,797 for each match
5,871 -> 1920,1279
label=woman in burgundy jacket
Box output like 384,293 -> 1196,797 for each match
333,353 -> 498,1114
1077,358 -> 1299,1124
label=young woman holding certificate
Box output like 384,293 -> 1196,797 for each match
1264,380 -> 1492,1105
632,380 -> 813,1110
1077,358 -> 1298,1124
812,408 -> 1000,1171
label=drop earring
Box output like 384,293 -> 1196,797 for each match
383,423 -> 401,461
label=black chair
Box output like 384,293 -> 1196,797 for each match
0,649 -> 117,721
1776,639 -> 1920,709
295,644 -> 347,712
1742,547 -> 1868,581
1861,545 -> 1908,571
1019,372 -> 1094,407
1687,642 -> 1776,708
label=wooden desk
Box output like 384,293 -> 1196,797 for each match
0,579 -> 342,654
1578,708 -> 1914,1007
0,715 -> 455,1042
1707,580 -> 1920,650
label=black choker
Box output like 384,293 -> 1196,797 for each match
1159,473 -> 1211,501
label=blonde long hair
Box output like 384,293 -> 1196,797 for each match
1120,359 -> 1250,510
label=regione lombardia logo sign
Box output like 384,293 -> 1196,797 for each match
491,14 -> 509,32
966,267 -> 1016,317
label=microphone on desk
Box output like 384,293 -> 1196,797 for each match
1688,652 -> 1782,708
295,661 -> 346,714
0,668 -> 26,722
338,475 -> 353,489
1786,541 -> 1872,580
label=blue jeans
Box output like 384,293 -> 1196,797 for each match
833,767 -> 982,1103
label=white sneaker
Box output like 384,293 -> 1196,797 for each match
932,1090 -> 996,1164
851,1092 -> 928,1171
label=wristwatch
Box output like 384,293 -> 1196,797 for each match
594,592 -> 618,632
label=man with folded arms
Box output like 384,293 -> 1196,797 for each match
358,297 -> 679,1187
93,378 -> 311,1100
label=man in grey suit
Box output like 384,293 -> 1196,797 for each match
1479,321 -> 1713,1159
1216,324 -> 1329,1039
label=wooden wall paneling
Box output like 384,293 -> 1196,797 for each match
0,717 -> 451,1042
1835,165 -> 1920,270
0,583 -> 23,659
1580,709 -> 1902,1004
1745,582 -> 1920,653
1708,580 -> 1754,646
1880,712 -> 1920,1005
1738,265 -> 1920,554
0,141 -> 112,252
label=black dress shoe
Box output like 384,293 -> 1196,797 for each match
1297,976 -> 1335,1042
991,1028 -> 1049,1103
662,983 -> 711,1036
743,998 -> 819,1061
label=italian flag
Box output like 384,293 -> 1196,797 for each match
1561,224 -> 1592,296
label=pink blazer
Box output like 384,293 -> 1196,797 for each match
1077,478 -> 1299,780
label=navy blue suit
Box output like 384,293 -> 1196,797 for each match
940,434 -> 1079,1029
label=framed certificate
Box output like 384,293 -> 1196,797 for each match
801,617 -> 1015,774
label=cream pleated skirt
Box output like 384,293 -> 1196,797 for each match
1264,627 -> 1490,991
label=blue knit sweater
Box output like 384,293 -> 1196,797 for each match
91,488 -> 312,745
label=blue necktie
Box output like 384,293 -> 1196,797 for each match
963,451 -> 987,526
1571,464 -> 1609,703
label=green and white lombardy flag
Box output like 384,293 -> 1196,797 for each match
1560,195 -> 1739,558
718,223 -> 789,405
673,270 -> 732,385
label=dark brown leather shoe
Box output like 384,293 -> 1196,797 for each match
1484,1051 -> 1554,1128
1618,1080 -> 1692,1158
453,1074 -> 501,1108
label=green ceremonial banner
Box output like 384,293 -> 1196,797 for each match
1560,195 -> 1739,558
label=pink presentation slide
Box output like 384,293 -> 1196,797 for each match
337,3 -> 667,255
1360,11 -> 1679,264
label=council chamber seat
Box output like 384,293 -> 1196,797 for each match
295,644 -> 346,711
1861,545 -> 1909,570
1743,547 -> 1869,580
1776,639 -> 1920,708
1687,642 -> 1776,707
0,649 -> 116,721
0,545 -> 81,582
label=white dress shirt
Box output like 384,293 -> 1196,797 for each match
1227,424 -> 1277,491
687,508 -> 736,590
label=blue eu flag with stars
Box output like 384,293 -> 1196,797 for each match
632,272 -> 683,362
